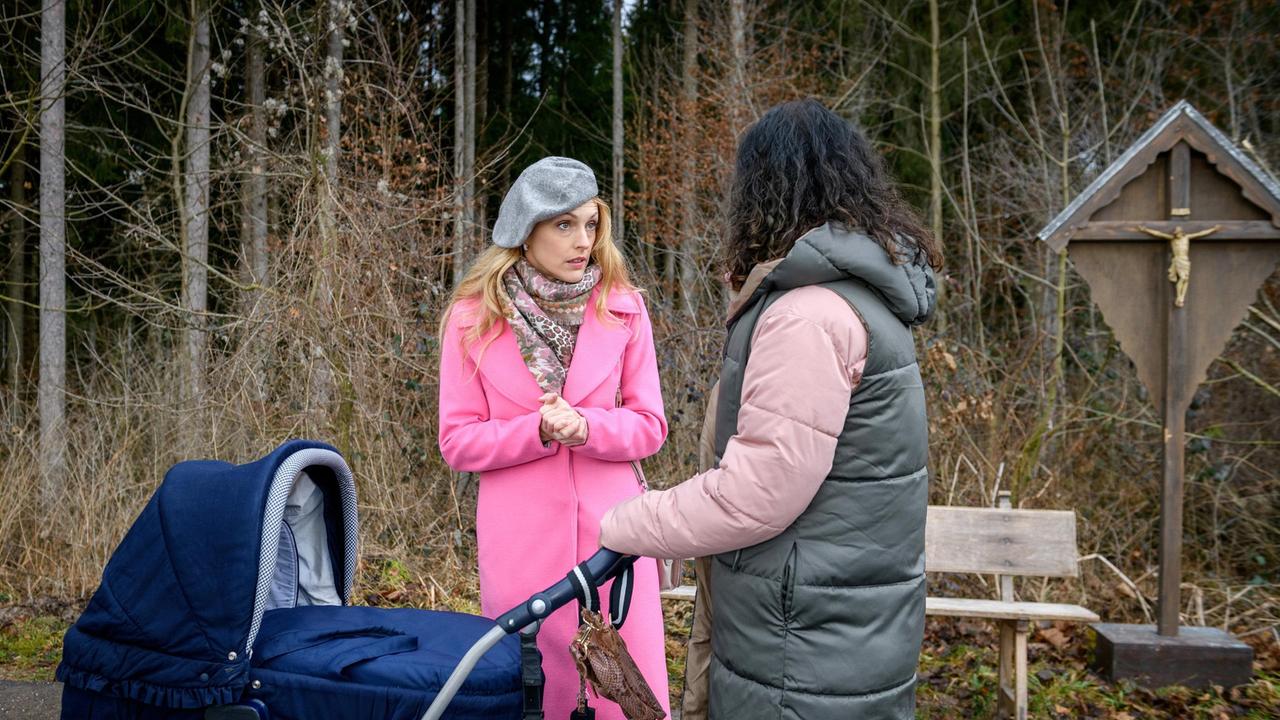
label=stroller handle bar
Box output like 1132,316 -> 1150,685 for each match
494,547 -> 633,634
421,548 -> 634,720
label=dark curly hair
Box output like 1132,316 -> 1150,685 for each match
723,98 -> 942,290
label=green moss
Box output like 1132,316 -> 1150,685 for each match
0,616 -> 66,682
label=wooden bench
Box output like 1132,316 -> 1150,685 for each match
660,491 -> 1099,720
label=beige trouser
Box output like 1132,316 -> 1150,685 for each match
680,556 -> 713,719
682,379 -> 721,719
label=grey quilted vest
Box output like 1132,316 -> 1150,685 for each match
708,222 -> 935,720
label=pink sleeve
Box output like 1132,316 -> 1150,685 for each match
437,309 -> 558,473
573,300 -> 668,462
599,300 -> 865,559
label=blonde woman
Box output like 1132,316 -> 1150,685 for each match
438,157 -> 670,719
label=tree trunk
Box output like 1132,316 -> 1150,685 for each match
611,0 -> 625,250
537,0 -> 552,96
8,154 -> 26,420
246,10 -> 268,291
39,0 -> 67,503
928,0 -> 945,325
474,0 -> 489,239
311,0 -> 346,423
182,0 -> 211,413
464,0 -> 476,256
239,3 -> 269,401
476,0 -> 488,146
498,3 -> 513,203
451,0 -> 468,286
678,0 -> 699,317
324,0 -> 344,182
317,0 -> 344,275
728,0 -> 748,134
316,0 -> 345,282
928,0 -> 942,245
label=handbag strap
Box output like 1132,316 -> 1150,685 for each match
607,563 -> 633,629
568,561 -> 602,613
567,559 -> 634,630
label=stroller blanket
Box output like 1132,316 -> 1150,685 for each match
246,605 -> 522,719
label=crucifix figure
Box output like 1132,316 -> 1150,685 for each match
1133,224 -> 1222,307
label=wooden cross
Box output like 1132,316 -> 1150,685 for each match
1039,102 -> 1280,638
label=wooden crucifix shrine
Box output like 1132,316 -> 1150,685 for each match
1038,101 -> 1280,688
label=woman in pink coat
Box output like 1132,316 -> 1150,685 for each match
438,156 -> 670,719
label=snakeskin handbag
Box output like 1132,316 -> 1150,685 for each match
570,606 -> 665,720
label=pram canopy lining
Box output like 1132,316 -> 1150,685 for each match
249,446 -> 359,649
266,469 -> 344,611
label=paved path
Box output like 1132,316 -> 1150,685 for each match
0,680 -> 681,719
0,680 -> 59,719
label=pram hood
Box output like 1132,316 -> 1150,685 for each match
57,440 -> 359,708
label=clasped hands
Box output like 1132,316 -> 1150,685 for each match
539,393 -> 588,447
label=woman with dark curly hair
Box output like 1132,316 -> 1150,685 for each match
600,98 -> 941,720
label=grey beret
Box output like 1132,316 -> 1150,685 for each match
492,156 -> 598,248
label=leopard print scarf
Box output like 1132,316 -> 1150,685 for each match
502,257 -> 602,394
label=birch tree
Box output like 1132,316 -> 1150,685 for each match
39,0 -> 67,501
728,0 -> 749,134
324,0 -> 344,183
309,0 -> 349,419
451,0 -> 470,286
245,4 -> 268,295
182,0 -> 211,409
678,0 -> 699,316
8,154 -> 26,419
463,0 -> 476,259
611,0 -> 624,249
316,0 -> 346,292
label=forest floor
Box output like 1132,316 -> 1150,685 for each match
2,592 -> 1278,718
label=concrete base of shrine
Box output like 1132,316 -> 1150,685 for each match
1090,623 -> 1253,689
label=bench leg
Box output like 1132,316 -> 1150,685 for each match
996,619 -> 1030,720
1014,620 -> 1028,720
997,620 -> 1015,719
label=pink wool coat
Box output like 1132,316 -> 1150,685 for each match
438,285 -> 671,720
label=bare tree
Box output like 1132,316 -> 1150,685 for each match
182,0 -> 211,410
316,0 -> 345,288
38,0 -> 67,502
474,0 -> 489,234
678,0 -> 699,316
324,0 -> 344,183
728,0 -> 749,134
236,3 -> 270,404
451,0 -> 470,286
850,0 -> 964,326
612,0 -> 624,249
309,0 -> 349,419
927,0 -> 942,251
245,5 -> 268,294
464,0 -> 476,258
316,0 -> 347,277
927,0 -> 945,330
8,153 -> 26,419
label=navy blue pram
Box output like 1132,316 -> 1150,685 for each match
56,440 -> 637,720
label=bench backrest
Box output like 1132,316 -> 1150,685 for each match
924,502 -> 1079,579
